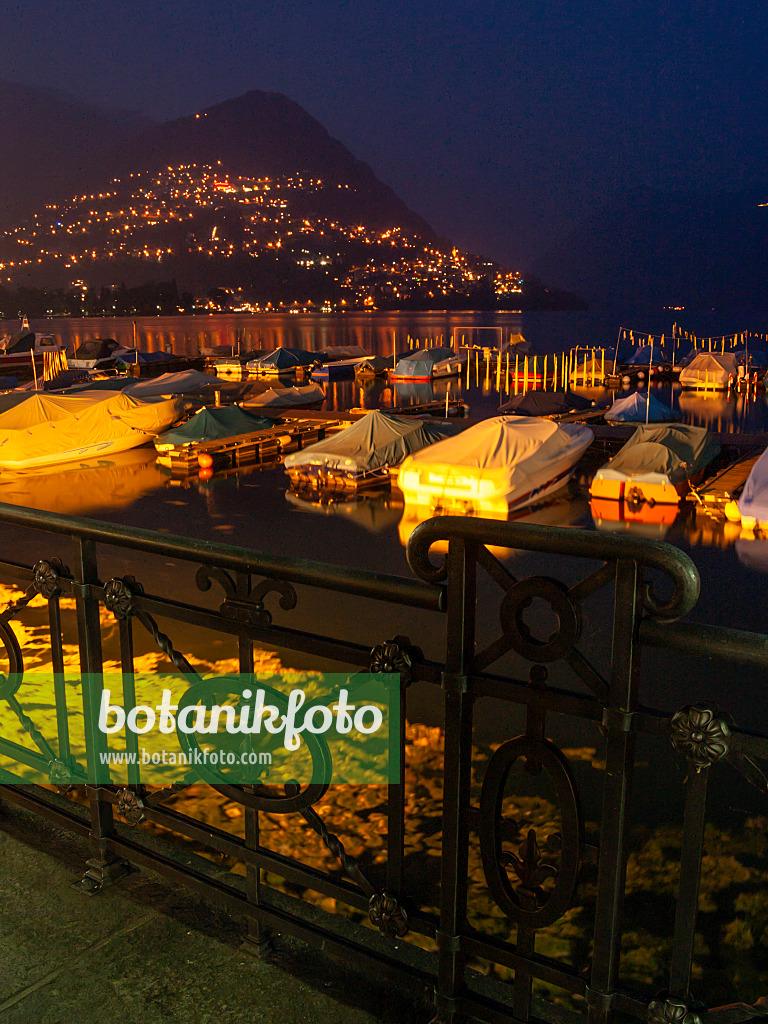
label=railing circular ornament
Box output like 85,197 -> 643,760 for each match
116,786 -> 146,825
648,999 -> 703,1024
103,578 -> 136,620
670,704 -> 730,772
32,560 -> 61,599
368,892 -> 408,939
499,577 -> 581,663
0,620 -> 23,699
369,636 -> 415,684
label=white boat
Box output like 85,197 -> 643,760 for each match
679,352 -> 739,390
0,324 -> 63,372
397,415 -> 593,515
67,338 -> 133,369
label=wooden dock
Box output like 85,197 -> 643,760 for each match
155,416 -> 349,477
685,452 -> 762,516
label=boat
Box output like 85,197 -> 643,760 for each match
0,391 -> 184,470
679,352 -> 739,390
397,416 -> 594,515
242,383 -> 325,411
311,356 -> 369,381
390,347 -> 464,381
246,348 -> 315,375
604,392 -> 680,422
68,338 -> 129,369
283,409 -> 458,492
355,355 -> 392,378
0,327 -> 64,372
735,444 -> 768,530
154,406 -> 277,452
499,390 -> 593,417
590,424 -> 720,506
319,346 -> 368,363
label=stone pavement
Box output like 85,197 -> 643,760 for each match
0,800 -> 425,1024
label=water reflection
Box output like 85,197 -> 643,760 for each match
0,448 -> 167,515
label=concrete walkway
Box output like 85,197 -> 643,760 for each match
0,801 -> 423,1024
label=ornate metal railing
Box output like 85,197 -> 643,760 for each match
0,501 -> 766,1024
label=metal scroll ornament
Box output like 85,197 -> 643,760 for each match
670,704 -> 731,772
479,736 -> 582,928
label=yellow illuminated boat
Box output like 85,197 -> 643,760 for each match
397,416 -> 593,515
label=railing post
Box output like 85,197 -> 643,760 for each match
72,537 -> 128,893
432,536 -> 476,1024
588,558 -> 641,1024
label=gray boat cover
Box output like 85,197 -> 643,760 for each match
737,444 -> 768,521
392,347 -> 456,378
605,392 -> 680,422
283,409 -> 457,473
243,383 -> 325,408
602,424 -> 719,484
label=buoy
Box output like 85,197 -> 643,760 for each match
198,452 -> 214,469
724,500 -> 741,523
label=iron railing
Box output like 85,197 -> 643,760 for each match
0,501 -> 766,1024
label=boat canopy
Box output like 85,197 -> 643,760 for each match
155,405 -> 275,447
115,349 -> 176,365
247,348 -> 306,370
244,383 -> 325,408
0,330 -> 35,353
625,346 -> 670,366
598,424 -> 719,485
356,355 -> 391,374
604,392 -> 680,422
737,445 -> 768,523
72,339 -> 120,361
392,347 -> 456,379
397,416 -> 593,513
283,410 -> 457,474
0,392 -> 184,470
499,390 -> 591,416
679,352 -> 738,387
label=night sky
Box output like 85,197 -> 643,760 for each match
5,1 -> 768,273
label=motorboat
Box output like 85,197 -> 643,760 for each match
391,347 -> 464,381
68,338 -> 129,369
590,424 -> 720,506
0,391 -> 184,470
283,409 -> 458,492
604,392 -> 680,422
0,328 -> 64,372
679,352 -> 739,390
397,415 -> 594,515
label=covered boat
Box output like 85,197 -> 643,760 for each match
283,409 -> 457,491
355,355 -> 392,377
679,352 -> 739,390
391,347 -> 463,381
68,338 -> 124,369
246,348 -> 314,374
243,383 -> 325,410
154,406 -> 275,450
590,424 -> 720,505
311,356 -> 369,380
604,392 -> 680,422
0,329 -> 63,371
0,391 -> 184,470
736,445 -> 768,528
499,390 -> 592,417
397,416 -> 594,515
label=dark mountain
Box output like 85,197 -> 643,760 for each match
0,80 -> 154,226
96,90 -> 435,238
534,187 -> 768,316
